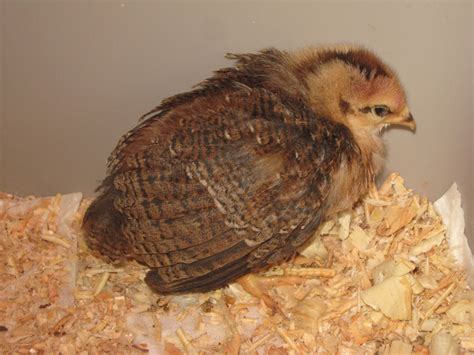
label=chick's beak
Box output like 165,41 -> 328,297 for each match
382,111 -> 416,131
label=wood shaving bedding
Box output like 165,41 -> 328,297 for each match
0,173 -> 472,354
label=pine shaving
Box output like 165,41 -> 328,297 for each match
423,282 -> 456,319
41,233 -> 71,248
93,271 -> 110,296
276,327 -> 301,354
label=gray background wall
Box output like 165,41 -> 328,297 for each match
1,1 -> 472,245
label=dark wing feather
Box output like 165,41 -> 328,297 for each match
83,88 -> 356,293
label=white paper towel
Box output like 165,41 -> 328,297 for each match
434,183 -> 474,288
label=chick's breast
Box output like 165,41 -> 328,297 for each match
82,87 -> 359,293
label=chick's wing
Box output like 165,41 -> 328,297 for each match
87,88 -> 353,292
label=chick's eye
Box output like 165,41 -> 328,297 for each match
371,105 -> 391,117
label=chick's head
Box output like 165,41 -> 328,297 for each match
300,46 -> 415,134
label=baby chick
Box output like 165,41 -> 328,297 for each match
82,45 -> 415,294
